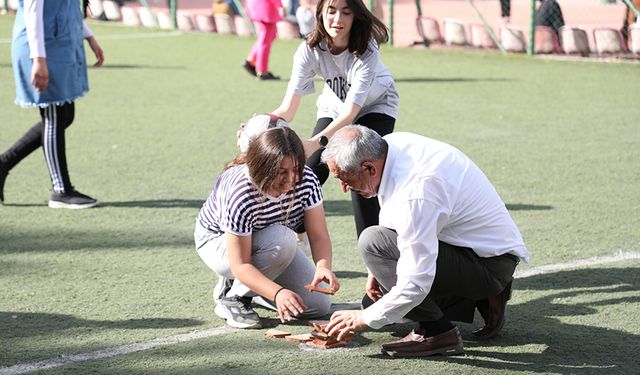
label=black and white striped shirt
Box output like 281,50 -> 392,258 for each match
197,164 -> 323,236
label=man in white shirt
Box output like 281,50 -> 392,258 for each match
322,125 -> 529,358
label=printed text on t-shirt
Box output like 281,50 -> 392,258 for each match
326,77 -> 351,100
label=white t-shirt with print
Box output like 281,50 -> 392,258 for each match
285,39 -> 399,120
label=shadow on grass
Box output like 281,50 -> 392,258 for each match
506,203 -> 553,211
5,199 -> 352,213
4,268 -> 637,372
0,312 -> 204,339
323,200 -> 352,217
1,199 -> 204,209
437,267 -> 640,374
354,268 -> 639,373
334,271 -> 368,279
394,77 -> 513,83
99,64 -> 185,70
99,199 -> 204,209
0,227 -> 193,254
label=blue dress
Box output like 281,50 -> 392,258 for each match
12,0 -> 89,107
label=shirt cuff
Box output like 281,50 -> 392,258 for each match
362,304 -> 389,330
83,21 -> 94,38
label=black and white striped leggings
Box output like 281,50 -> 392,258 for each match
40,102 -> 74,193
0,102 -> 75,193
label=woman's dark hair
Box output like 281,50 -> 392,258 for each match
306,0 -> 389,57
225,127 -> 305,195
83,0 -> 90,18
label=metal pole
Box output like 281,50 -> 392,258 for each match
231,0 -> 256,35
415,0 -> 430,47
620,0 -> 640,17
527,0 -> 535,55
388,0 -> 394,45
139,0 -> 159,28
168,0 -> 177,29
467,0 -> 506,54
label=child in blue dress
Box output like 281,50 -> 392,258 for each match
0,0 -> 104,208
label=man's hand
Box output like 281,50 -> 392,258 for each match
366,274 -> 383,302
326,310 -> 368,341
31,57 -> 49,92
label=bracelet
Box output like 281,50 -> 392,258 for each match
273,287 -> 286,302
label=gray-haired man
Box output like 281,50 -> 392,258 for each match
323,125 -> 529,358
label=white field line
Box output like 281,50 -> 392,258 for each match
2,250 -> 639,375
514,250 -> 640,279
0,31 -> 181,45
0,326 -> 235,375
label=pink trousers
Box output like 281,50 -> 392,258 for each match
248,21 -> 277,73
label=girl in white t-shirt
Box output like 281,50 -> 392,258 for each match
272,0 -> 399,239
195,126 -> 339,329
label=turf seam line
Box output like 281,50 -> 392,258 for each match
2,250 -> 639,374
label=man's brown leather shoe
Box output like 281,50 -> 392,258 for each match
381,327 -> 464,358
472,280 -> 512,340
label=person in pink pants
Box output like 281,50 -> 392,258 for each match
243,0 -> 282,80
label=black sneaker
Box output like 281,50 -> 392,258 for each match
242,61 -> 257,77
48,189 -> 99,209
257,72 -> 280,81
0,161 -> 8,204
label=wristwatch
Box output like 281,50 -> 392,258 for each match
318,135 -> 329,149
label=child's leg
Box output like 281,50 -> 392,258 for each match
1,104 -> 74,172
198,224 -> 299,298
0,121 -> 43,171
246,26 -> 260,65
273,249 -> 332,318
254,21 -> 278,73
40,102 -> 74,193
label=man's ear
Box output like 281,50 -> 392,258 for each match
362,161 -> 376,176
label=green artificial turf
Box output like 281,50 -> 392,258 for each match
1,15 -> 639,374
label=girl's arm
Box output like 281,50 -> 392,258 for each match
83,21 -> 104,67
271,92 -> 302,123
302,102 -> 362,157
304,204 -> 340,291
24,0 -> 48,92
272,42 -> 316,123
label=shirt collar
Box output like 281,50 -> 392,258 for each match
377,141 -> 397,202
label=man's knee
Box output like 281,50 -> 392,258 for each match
358,225 -> 396,259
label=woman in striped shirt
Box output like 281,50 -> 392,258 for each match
195,126 -> 339,329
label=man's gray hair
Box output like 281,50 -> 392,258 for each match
321,125 -> 387,174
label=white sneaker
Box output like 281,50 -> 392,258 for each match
215,296 -> 262,329
213,277 -> 232,304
